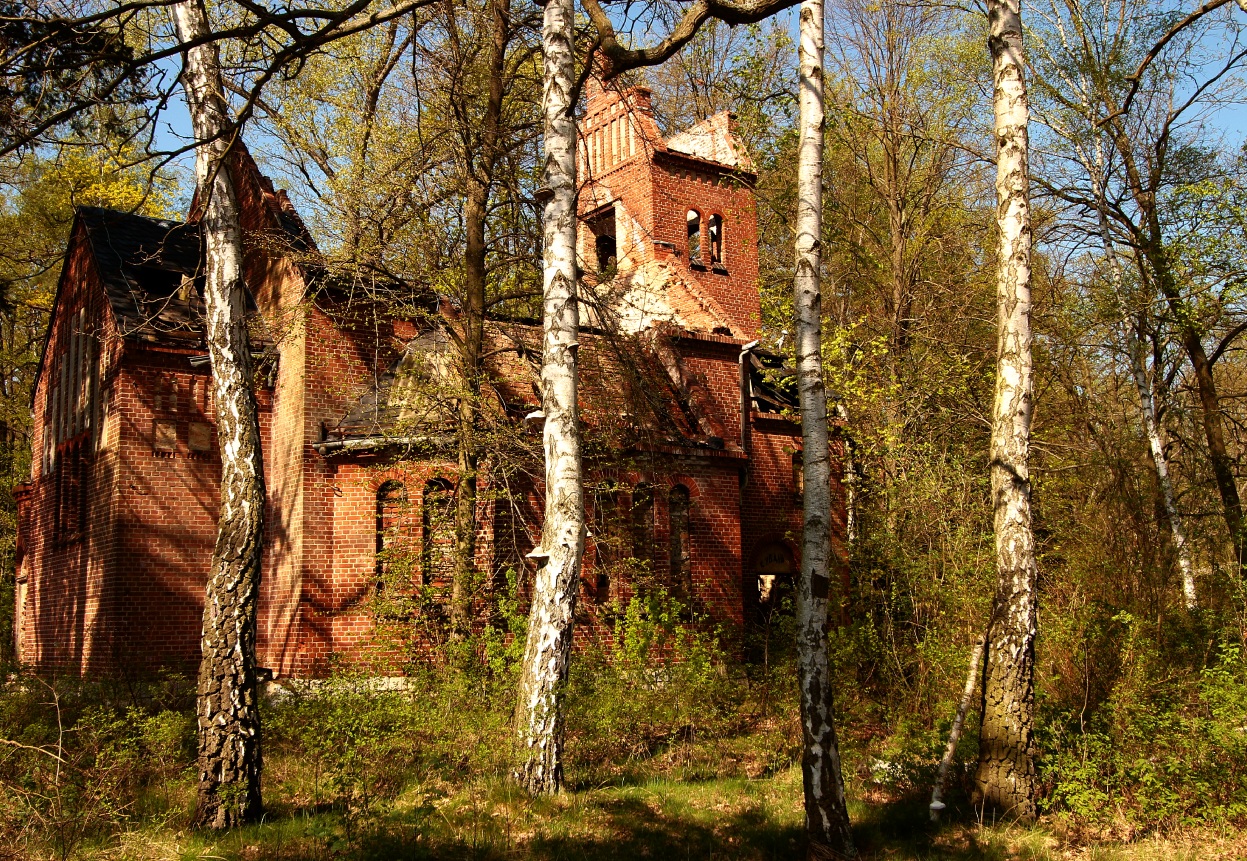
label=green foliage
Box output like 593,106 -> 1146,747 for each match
266,679 -> 423,821
479,567 -> 529,679
567,590 -> 742,779
1043,622 -> 1247,832
0,674 -> 193,860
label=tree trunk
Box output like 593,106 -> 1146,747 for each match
451,0 -> 511,634
174,0 -> 266,829
794,1 -> 855,855
513,0 -> 583,795
930,634 -> 984,821
1104,113 -> 1246,576
1087,138 -> 1196,609
975,0 -> 1039,823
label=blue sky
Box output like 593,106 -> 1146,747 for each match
152,2 -> 1247,208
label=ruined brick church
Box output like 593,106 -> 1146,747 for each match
15,84 -> 843,676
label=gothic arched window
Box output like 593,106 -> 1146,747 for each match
422,478 -> 456,590
668,484 -> 692,597
593,488 -> 624,602
686,210 -> 702,262
375,480 -> 407,589
630,482 -> 654,565
708,214 -> 723,265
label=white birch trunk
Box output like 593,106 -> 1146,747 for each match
174,0 -> 266,829
975,0 -> 1039,823
513,0 -> 584,795
794,1 -> 855,854
930,635 -> 985,821
1087,139 -> 1197,610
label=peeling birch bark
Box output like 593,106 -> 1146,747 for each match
174,0 -> 266,829
794,1 -> 855,855
974,0 -> 1039,823
513,0 -> 584,796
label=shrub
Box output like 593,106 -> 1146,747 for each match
1043,618 -> 1247,833
566,589 -> 742,777
0,675 -> 194,860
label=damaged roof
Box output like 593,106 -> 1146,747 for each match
321,318 -> 719,455
746,347 -> 798,415
664,112 -> 755,173
77,206 -> 213,347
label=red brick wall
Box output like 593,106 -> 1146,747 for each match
648,154 -> 759,338
578,87 -> 761,340
18,223 -> 113,672
17,223 -> 276,674
18,143 -> 843,678
100,350 -> 274,673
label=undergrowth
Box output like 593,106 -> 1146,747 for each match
1,591 -> 1246,859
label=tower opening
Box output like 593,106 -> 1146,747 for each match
587,208 -> 618,274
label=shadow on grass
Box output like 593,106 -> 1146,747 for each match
524,794 -> 802,860
851,788 -> 1055,861
197,788 -> 802,861
190,782 -> 1049,861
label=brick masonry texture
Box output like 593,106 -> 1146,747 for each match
15,95 -> 843,677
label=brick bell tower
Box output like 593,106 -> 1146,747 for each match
576,80 -> 761,339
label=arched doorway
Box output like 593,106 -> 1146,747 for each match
751,541 -> 796,617
749,540 -> 797,666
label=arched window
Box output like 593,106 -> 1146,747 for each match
375,480 -> 407,589
708,214 -> 723,265
668,484 -> 692,597
588,207 -> 617,274
593,488 -> 624,602
630,482 -> 654,564
422,478 -> 456,589
686,210 -> 702,262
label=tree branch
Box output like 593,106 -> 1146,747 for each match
1098,0 -> 1236,126
580,0 -> 801,76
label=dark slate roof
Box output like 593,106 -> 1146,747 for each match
78,206 -> 208,346
321,319 -> 714,454
78,206 -> 266,348
331,325 -> 457,439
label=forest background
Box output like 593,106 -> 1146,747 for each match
3,0 -> 1247,858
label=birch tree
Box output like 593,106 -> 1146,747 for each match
793,0 -> 854,852
975,0 -> 1039,822
512,0 -> 805,796
174,0 -> 267,828
513,0 -> 582,794
1029,0 -> 1246,597
1028,2 -> 1195,606
1096,26 -> 1247,582
1087,138 -> 1197,609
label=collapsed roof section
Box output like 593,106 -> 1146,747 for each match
746,347 -> 798,415
588,256 -> 738,336
665,111 -> 755,173
316,318 -> 726,457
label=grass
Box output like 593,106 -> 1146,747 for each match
77,766 -> 1247,860
8,620 -> 1247,860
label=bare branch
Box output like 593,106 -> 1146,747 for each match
581,0 -> 801,76
1098,0 -> 1236,125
